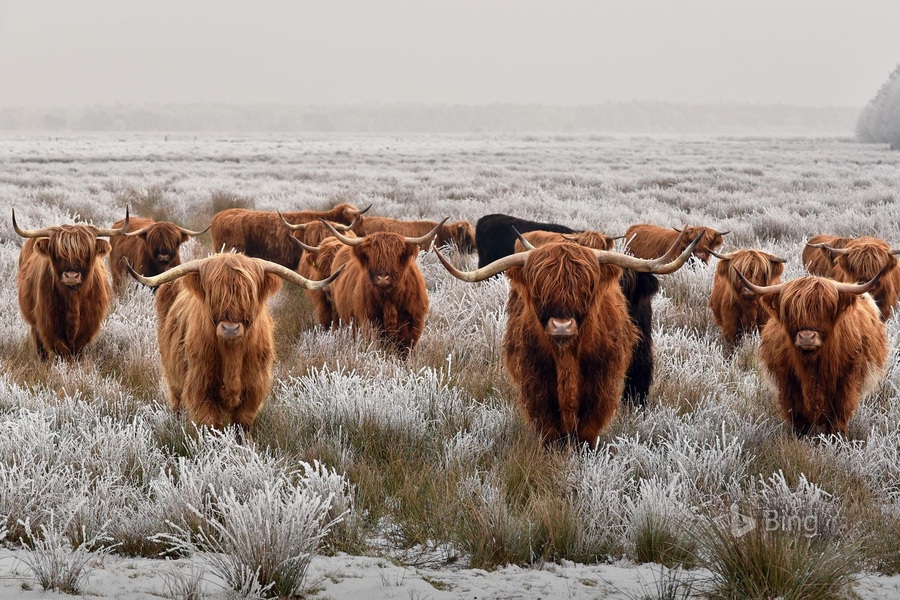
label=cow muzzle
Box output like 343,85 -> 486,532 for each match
217,322 -> 245,340
374,275 -> 392,289
545,317 -> 578,342
794,330 -> 822,351
61,271 -> 83,288
156,253 -> 173,264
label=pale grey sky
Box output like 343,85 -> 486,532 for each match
1,0 -> 897,108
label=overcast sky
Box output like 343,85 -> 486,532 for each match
1,0 -> 897,108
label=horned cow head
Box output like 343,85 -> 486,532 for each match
437,233 -> 703,346
124,253 -> 341,341
712,249 -> 785,299
734,269 -> 884,353
321,218 -> 445,291
126,221 -> 208,268
13,207 -> 130,290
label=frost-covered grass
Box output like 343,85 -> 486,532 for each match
1,133 -> 900,595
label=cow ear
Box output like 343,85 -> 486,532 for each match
260,273 -> 283,301
716,257 -> 731,276
758,291 -> 781,316
506,265 -> 524,286
770,259 -> 785,279
182,272 -> 205,301
836,292 -> 858,316
33,238 -> 51,257
352,245 -> 368,265
596,263 -> 622,287
95,239 -> 111,257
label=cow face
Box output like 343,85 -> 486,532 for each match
722,251 -> 785,300
759,278 -> 856,353
143,223 -> 189,269
833,237 -> 896,283
508,243 -> 620,347
682,226 -> 724,263
446,221 -> 476,253
34,226 -> 111,291
352,233 -> 416,291
183,257 -> 282,341
570,230 -> 615,251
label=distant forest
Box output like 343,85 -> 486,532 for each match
0,102 -> 858,135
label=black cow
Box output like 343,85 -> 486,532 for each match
476,214 -> 577,269
475,213 -> 660,407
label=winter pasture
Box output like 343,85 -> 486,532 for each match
2,132 -> 900,599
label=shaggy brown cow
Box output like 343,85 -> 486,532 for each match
708,249 -> 786,346
209,203 -> 368,269
736,270 -> 888,436
290,221 -> 357,328
435,235 -> 701,445
625,224 -> 727,264
802,234 -> 851,277
14,208 -> 130,359
323,219 -> 444,356
108,216 -> 209,290
813,236 -> 900,321
512,229 -> 621,254
357,215 -> 476,253
125,252 -> 341,431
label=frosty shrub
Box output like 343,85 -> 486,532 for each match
161,563 -> 206,600
156,480 -> 347,599
17,509 -> 115,595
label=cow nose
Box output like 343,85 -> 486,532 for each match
546,317 -> 578,339
795,330 -> 822,350
375,275 -> 392,288
217,322 -> 245,339
61,271 -> 82,286
157,253 -> 172,263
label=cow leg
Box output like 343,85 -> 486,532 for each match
30,328 -> 49,361
787,407 -> 812,437
623,335 -> 652,408
186,399 -> 225,429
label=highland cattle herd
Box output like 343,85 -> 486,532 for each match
10,201 -> 896,442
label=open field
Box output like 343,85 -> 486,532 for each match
1,132 -> 900,599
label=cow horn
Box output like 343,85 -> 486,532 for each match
334,211 -> 364,232
279,211 -> 308,231
352,204 -> 373,216
672,227 -> 682,233
608,234 -> 626,241
806,242 -> 850,256
404,217 -> 448,248
513,226 -> 536,250
288,235 -> 321,253
12,208 -> 54,238
710,249 -> 735,261
124,255 -> 201,287
125,222 -> 210,238
591,232 -> 704,274
262,261 -> 344,290
714,229 -> 730,236
319,219 -> 364,246
891,247 -> 900,256
764,252 -> 787,264
435,245 -> 528,282
732,268 -> 783,296
13,206 -> 130,238
87,206 -> 131,237
178,223 -> 211,237
832,265 -> 888,295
